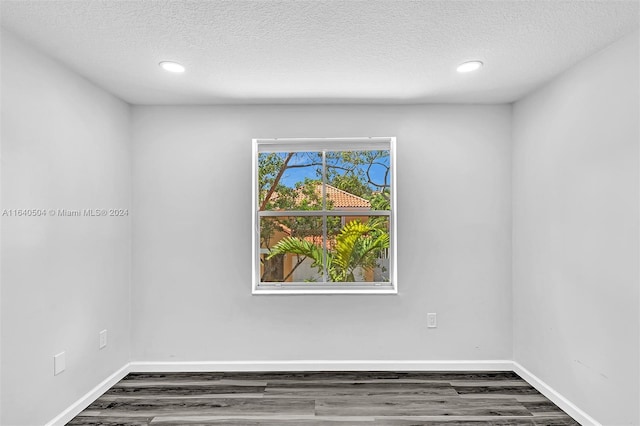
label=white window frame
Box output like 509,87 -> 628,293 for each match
252,137 -> 397,295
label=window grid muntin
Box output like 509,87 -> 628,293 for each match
254,137 -> 396,293
321,151 -> 328,282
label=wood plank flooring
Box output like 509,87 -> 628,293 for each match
68,371 -> 579,425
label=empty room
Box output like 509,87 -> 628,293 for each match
1,1 -> 638,425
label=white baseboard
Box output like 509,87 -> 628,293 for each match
45,363 -> 131,426
513,361 -> 601,426
128,359 -> 513,372
45,360 -> 595,426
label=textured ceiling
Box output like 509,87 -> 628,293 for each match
1,0 -> 638,105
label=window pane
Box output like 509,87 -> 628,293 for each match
259,216 -> 324,283
261,253 -> 284,282
326,216 -> 390,283
253,138 -> 396,293
325,150 -> 391,211
258,151 -> 323,211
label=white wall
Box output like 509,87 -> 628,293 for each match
131,104 -> 512,363
6,19 -> 635,426
0,30 -> 131,426
512,31 -> 639,426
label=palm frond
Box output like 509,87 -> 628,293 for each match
267,236 -> 324,268
268,219 -> 390,283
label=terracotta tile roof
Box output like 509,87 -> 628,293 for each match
265,183 -> 371,210
265,184 -> 371,249
298,183 -> 371,209
324,184 -> 371,208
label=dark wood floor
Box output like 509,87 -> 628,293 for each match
68,371 -> 579,425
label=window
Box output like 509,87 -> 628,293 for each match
252,137 -> 397,294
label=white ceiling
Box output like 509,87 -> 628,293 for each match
1,1 -> 638,105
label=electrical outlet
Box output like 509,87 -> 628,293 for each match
427,313 -> 437,328
99,329 -> 107,349
54,352 -> 66,375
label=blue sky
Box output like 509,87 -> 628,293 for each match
275,151 -> 390,191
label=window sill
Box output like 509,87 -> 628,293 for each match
252,284 -> 397,295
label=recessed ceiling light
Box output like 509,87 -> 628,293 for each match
457,61 -> 483,73
159,61 -> 185,73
